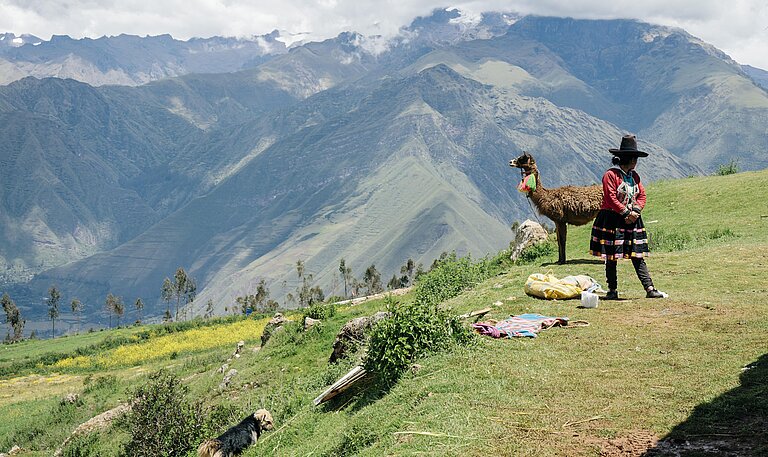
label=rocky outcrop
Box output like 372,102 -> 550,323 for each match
509,219 -> 549,261
329,311 -> 391,363
261,313 -> 291,347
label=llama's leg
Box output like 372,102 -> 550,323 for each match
555,221 -> 567,264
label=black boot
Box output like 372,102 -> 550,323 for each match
604,290 -> 619,300
646,289 -> 666,298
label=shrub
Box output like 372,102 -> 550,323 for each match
516,240 -> 556,263
707,228 -> 736,240
82,375 -> 118,394
121,370 -> 204,457
61,432 -> 100,457
364,296 -> 473,385
303,302 -> 336,320
331,421 -> 380,455
716,159 -> 739,176
414,252 -> 496,307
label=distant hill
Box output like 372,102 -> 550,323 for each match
0,32 -> 287,86
743,64 -> 768,90
0,9 -> 517,88
2,9 -> 767,329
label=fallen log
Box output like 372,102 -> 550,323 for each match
313,365 -> 368,405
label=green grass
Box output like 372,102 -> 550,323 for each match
1,169 -> 767,456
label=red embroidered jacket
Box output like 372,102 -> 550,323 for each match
600,167 -> 646,217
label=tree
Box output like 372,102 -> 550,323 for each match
235,279 -> 276,315
339,258 -> 352,298
135,298 -> 144,323
2,293 -> 24,342
105,293 -> 122,328
114,297 -> 125,327
308,286 -> 324,306
235,295 -> 252,315
363,264 -> 383,295
387,274 -> 400,291
295,260 -> 311,308
161,277 -> 174,319
2,292 -> 17,340
47,285 -> 61,338
399,258 -> 418,288
351,278 -> 364,298
70,298 -> 83,333
204,300 -> 214,319
293,260 -> 325,307
264,300 -> 279,314
170,267 -> 196,321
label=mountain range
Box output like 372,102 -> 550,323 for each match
1,9 -> 766,333
0,31 -> 287,86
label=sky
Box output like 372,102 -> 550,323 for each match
1,0 -> 767,69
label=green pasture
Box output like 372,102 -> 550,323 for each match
1,169 -> 766,456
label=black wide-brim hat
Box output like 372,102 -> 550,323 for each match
609,134 -> 648,157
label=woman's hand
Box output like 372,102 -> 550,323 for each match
624,211 -> 640,224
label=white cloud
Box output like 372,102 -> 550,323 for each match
1,0 -> 766,68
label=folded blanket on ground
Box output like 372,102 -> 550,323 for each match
472,313 -> 569,338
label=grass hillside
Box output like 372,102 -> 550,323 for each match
1,169 -> 766,456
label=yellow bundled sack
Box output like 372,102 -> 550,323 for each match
524,272 -> 582,300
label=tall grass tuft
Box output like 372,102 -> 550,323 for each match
648,227 -> 738,251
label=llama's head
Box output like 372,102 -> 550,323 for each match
509,152 -> 537,174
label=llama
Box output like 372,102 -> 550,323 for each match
509,152 -> 603,264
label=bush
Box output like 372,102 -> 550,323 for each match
707,228 -> 736,240
716,159 -> 739,176
121,370 -> 204,457
303,302 -> 336,320
61,432 -> 100,457
413,252 -> 497,307
364,253 -> 497,384
82,375 -> 118,394
516,240 -> 556,263
331,421 -> 380,455
364,296 -> 473,385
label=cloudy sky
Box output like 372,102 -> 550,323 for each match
2,0 -> 767,69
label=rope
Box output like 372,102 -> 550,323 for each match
566,320 -> 590,328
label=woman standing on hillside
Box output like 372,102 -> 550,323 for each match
589,134 -> 667,300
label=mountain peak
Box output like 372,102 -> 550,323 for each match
0,32 -> 43,47
400,7 -> 519,46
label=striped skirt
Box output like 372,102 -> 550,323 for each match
589,209 -> 650,260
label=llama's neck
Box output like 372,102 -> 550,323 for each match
527,167 -> 548,201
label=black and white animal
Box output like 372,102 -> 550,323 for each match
198,409 -> 274,457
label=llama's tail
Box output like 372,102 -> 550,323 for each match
197,439 -> 223,457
